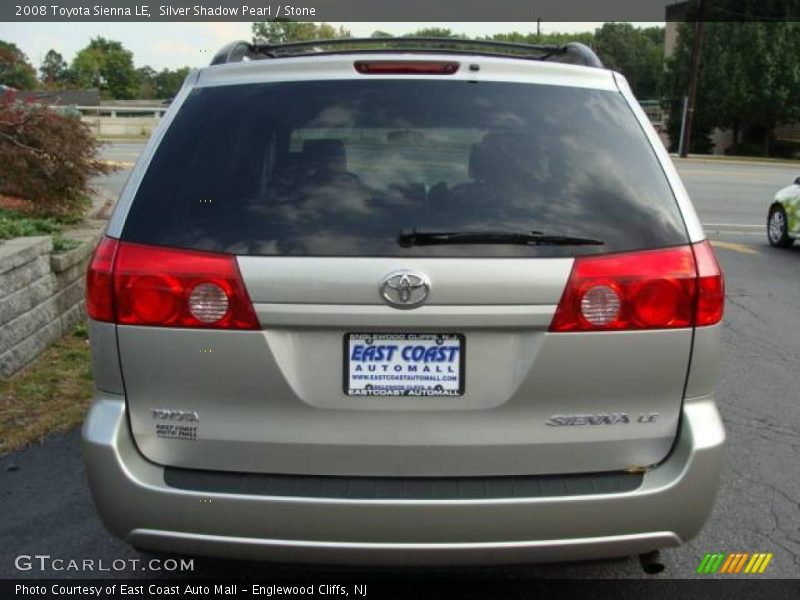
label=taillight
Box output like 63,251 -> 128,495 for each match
85,239 -> 259,330
354,60 -> 460,75
549,243 -> 723,332
693,240 -> 725,326
85,237 -> 119,322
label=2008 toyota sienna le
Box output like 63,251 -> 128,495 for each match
82,38 -> 725,566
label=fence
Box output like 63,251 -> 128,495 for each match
74,105 -> 165,138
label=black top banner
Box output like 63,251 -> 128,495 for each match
4,0 -> 800,23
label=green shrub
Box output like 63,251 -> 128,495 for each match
51,236 -> 81,253
725,142 -> 767,157
771,140 -> 800,160
0,207 -> 62,239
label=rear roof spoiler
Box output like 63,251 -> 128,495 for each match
210,38 -> 603,69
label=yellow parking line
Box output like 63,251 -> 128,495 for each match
710,240 -> 759,255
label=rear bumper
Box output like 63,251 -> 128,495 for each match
82,394 -> 725,565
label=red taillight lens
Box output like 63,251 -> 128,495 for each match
354,60 -> 460,75
550,242 -> 725,332
549,245 -> 699,332
112,242 -> 259,330
693,240 -> 725,326
85,237 -> 119,322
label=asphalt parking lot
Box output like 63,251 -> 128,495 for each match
0,145 -> 798,581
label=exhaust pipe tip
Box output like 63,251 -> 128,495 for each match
639,550 -> 665,574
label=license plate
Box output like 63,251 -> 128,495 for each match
344,333 -> 465,396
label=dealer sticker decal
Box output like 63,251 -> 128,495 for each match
151,408 -> 199,441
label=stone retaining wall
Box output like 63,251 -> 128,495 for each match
1,230 -> 102,379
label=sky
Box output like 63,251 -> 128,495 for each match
0,22 -> 659,71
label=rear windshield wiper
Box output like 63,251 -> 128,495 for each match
398,229 -> 604,247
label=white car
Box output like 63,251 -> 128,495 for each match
767,176 -> 800,247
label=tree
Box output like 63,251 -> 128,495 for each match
594,23 -> 664,99
316,23 -> 351,40
135,66 -> 189,100
154,67 -> 190,99
0,41 -> 37,89
665,20 -> 800,155
371,31 -> 393,38
717,22 -> 800,155
70,37 -> 138,99
407,28 -> 461,38
0,92 -> 111,217
252,21 -> 350,43
488,30 -> 594,47
663,23 -> 715,154
136,66 -> 157,99
39,49 -> 69,89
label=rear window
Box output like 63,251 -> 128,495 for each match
121,79 -> 688,257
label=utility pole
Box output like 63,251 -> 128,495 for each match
679,0 -> 709,157
677,96 -> 689,156
537,18 -> 542,41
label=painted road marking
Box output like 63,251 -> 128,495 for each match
704,223 -> 764,237
710,240 -> 759,255
708,231 -> 762,236
677,169 -> 779,178
673,155 -> 800,168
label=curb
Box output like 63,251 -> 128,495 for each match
670,154 -> 800,168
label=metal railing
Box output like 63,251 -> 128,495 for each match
73,105 -> 167,118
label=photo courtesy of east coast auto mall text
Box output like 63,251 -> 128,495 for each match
1,1 -> 798,598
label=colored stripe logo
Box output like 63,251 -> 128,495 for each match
697,552 -> 773,574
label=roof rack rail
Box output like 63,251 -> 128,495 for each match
210,38 -> 603,68
210,40 -> 261,65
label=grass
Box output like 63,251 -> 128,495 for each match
0,321 -> 94,455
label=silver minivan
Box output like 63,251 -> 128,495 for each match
82,38 -> 725,566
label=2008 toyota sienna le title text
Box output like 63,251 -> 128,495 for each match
82,38 -> 726,566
